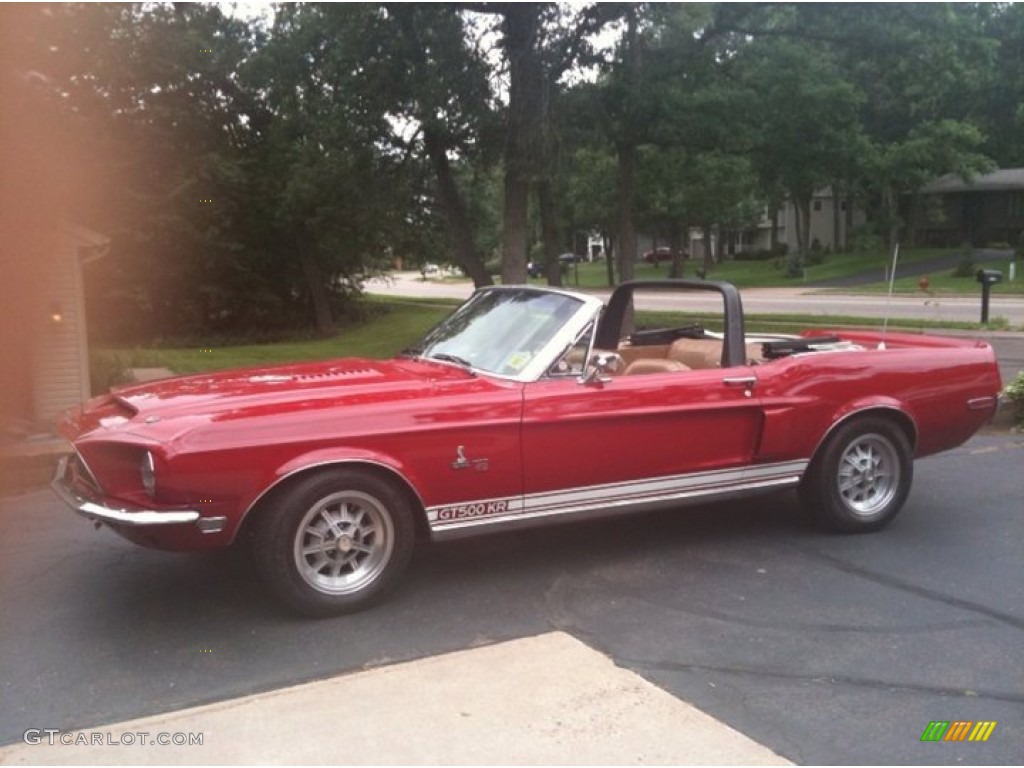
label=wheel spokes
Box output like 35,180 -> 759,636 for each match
837,435 -> 900,516
293,490 -> 395,595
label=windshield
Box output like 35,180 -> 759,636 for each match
406,288 -> 586,379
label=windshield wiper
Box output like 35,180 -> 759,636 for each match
399,346 -> 423,357
427,352 -> 476,371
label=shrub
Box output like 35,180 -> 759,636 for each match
951,255 -> 976,278
849,226 -> 883,253
1003,372 -> 1024,429
90,350 -> 133,395
783,253 -> 804,278
806,241 -> 827,266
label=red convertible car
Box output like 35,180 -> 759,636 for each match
53,280 -> 1002,616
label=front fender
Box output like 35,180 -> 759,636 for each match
229,447 -> 428,544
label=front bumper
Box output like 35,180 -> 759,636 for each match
51,454 -> 204,527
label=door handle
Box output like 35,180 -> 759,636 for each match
723,376 -> 756,397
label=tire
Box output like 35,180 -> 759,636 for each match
252,468 -> 415,617
800,416 -> 913,533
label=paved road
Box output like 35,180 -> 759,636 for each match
2,433 -> 1021,764
366,272 -> 1024,326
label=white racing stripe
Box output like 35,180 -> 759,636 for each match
426,459 -> 808,534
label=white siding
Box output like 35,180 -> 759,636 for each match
32,236 -> 91,422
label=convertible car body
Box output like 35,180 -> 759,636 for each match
53,280 -> 1002,615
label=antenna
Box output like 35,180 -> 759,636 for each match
879,242 -> 900,350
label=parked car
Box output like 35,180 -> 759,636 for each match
53,281 -> 1002,616
528,253 -> 579,278
643,246 -> 674,264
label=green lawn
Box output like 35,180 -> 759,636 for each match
522,247 -> 959,290
96,299 -> 455,381
636,310 -> 1006,334
838,264 -> 1024,296
95,295 -> 1007,389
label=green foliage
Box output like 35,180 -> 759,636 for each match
18,1 -> 1024,343
89,350 -> 132,395
952,256 -> 977,278
100,299 -> 453,374
783,253 -> 805,279
849,227 -> 885,253
1003,372 -> 1024,428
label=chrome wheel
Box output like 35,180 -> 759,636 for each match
836,433 -> 900,518
292,490 -> 395,596
801,416 -> 913,533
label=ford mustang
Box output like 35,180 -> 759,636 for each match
52,280 -> 1003,616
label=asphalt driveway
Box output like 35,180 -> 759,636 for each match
1,434 -> 1021,764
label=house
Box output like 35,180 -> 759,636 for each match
1,222 -> 108,430
744,189 -> 866,255
630,188 -> 865,261
910,168 -> 1024,247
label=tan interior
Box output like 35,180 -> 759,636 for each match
615,337 -> 763,373
615,344 -> 672,367
622,358 -> 691,376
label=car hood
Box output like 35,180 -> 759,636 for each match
60,357 -> 485,443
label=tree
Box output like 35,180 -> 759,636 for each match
740,36 -> 864,258
384,4 -> 501,288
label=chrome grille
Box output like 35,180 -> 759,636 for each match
66,452 -> 103,498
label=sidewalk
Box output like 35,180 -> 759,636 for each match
0,632 -> 791,766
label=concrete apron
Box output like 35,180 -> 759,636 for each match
0,632 -> 790,766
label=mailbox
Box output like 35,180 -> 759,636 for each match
976,269 -> 1003,285
975,269 -> 1002,323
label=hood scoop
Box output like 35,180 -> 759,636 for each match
247,366 -> 380,384
299,366 -> 378,380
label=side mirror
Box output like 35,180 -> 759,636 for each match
579,351 -> 623,385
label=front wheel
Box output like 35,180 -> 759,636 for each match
801,417 -> 913,533
252,468 -> 415,617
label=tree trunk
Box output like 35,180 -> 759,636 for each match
702,225 -> 714,276
615,8 -> 639,286
537,177 -> 563,286
502,174 -> 529,284
832,183 -> 842,252
604,235 -> 616,287
669,223 -> 685,279
845,189 -> 855,250
906,191 -> 921,248
793,193 -> 812,256
617,140 -> 636,284
499,5 -> 542,285
770,205 -> 780,250
883,184 -> 900,253
299,238 -> 333,336
802,199 -> 813,256
424,127 -> 492,288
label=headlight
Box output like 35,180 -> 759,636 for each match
140,451 -> 156,496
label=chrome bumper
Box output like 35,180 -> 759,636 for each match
51,455 -> 201,527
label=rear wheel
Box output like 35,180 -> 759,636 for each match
252,468 -> 415,616
801,417 -> 913,533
